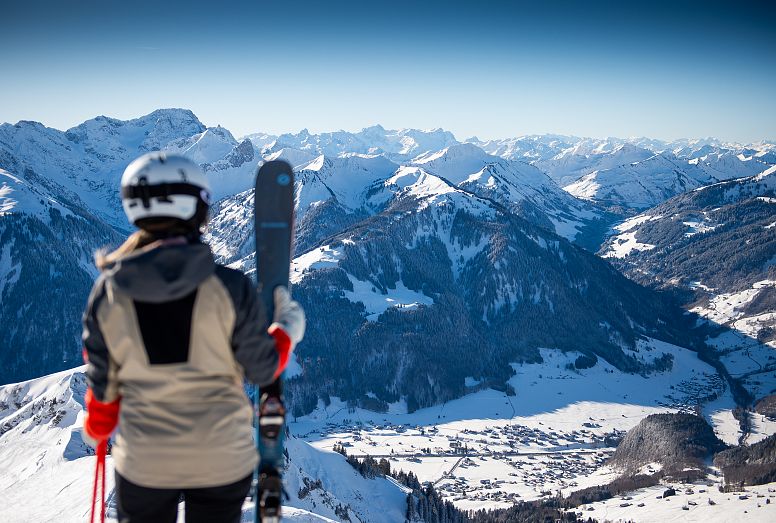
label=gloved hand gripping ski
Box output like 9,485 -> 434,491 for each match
261,286 -> 305,455
268,287 -> 305,381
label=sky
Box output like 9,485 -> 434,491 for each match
1,0 -> 775,143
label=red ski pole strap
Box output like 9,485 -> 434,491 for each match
90,440 -> 107,523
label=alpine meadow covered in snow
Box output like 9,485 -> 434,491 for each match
3,1 -> 776,522
1,110 -> 775,522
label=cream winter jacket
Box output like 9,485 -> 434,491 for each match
82,240 -> 278,488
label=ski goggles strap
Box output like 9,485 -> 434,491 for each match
122,182 -> 210,208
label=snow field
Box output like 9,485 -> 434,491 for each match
291,244 -> 345,284
601,230 -> 657,258
694,280 -> 776,403
601,213 -> 665,258
344,275 -> 434,321
290,243 -> 435,320
692,280 -> 775,327
0,168 -> 75,219
571,480 -> 776,523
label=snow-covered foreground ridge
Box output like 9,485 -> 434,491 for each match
0,368 -> 407,523
1,339 -> 775,522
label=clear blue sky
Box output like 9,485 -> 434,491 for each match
2,0 -> 775,142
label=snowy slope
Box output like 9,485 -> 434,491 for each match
162,125 -> 239,165
264,147 -> 317,169
296,154 -> 400,219
0,367 -> 107,523
535,143 -> 655,187
692,149 -> 773,182
564,152 -> 711,209
0,368 -> 407,523
572,481 -> 776,522
0,165 -> 123,384
600,166 -> 776,408
0,168 -> 76,219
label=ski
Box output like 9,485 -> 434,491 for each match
253,160 -> 295,523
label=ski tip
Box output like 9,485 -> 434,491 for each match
257,160 -> 293,177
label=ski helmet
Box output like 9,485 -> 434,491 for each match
120,152 -> 211,230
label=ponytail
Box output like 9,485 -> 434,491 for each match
95,230 -> 158,271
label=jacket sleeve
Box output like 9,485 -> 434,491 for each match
82,276 -> 120,403
217,267 -> 280,387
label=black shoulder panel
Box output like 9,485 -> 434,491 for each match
83,275 -> 111,399
213,264 -> 278,386
213,265 -> 251,302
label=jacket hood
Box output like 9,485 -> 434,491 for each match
106,240 -> 215,303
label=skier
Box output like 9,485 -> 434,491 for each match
81,152 -> 305,523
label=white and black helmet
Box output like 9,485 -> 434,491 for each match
121,152 -> 211,230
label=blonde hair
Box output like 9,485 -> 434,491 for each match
95,230 -> 158,271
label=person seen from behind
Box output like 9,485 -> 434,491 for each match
81,152 -> 305,523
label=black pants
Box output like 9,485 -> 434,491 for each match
115,472 -> 252,523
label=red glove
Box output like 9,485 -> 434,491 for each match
268,324 -> 292,380
84,388 -> 120,442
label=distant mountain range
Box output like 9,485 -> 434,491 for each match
2,109 -> 776,522
1,109 -> 774,409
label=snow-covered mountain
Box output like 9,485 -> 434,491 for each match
265,125 -> 459,163
3,107 -> 772,389
471,133 -> 774,166
472,135 -> 774,210
600,166 -> 776,402
563,151 -> 712,210
205,154 -> 701,417
208,142 -> 608,274
0,167 -> 123,382
601,165 -> 776,286
408,143 -> 606,241
0,109 -> 264,227
0,109 -> 265,384
564,149 -> 774,211
533,143 -> 654,186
